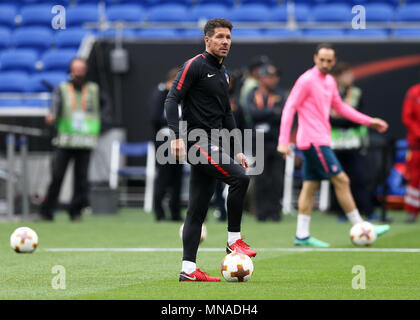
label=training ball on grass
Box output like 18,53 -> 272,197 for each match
350,221 -> 377,246
10,227 -> 38,253
221,252 -> 254,282
179,223 -> 207,243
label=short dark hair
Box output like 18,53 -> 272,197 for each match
332,62 -> 351,77
315,43 -> 335,55
204,18 -> 233,37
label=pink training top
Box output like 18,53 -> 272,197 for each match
278,66 -> 373,149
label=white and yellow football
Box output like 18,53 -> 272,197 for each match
350,221 -> 377,246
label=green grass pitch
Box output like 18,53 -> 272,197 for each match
1,209 -> 420,300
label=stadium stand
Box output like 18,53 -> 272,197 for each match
0,0 -> 419,108
0,49 -> 38,73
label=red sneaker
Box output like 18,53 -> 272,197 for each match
179,268 -> 221,282
226,238 -> 257,257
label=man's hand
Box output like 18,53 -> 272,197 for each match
277,144 -> 291,159
369,118 -> 388,133
170,139 -> 186,162
235,152 -> 249,171
45,114 -> 55,126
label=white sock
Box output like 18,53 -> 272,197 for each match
346,209 -> 363,225
228,232 -> 241,246
296,214 -> 311,239
181,261 -> 196,274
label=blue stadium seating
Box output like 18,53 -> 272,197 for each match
191,4 -> 230,21
137,28 -> 179,38
27,71 -> 68,92
231,28 -> 263,38
230,5 -> 271,22
20,5 -> 55,27
40,49 -> 77,71
346,28 -> 389,38
393,28 -> 420,38
0,5 -> 16,28
0,72 -> 29,92
196,0 -> 235,6
99,28 -> 137,38
312,4 -> 353,22
396,4 -> 420,22
55,28 -> 92,49
19,0 -> 70,5
303,29 -> 345,38
0,28 -> 11,50
156,0 -> 194,6
364,3 -> 394,22
13,27 -> 53,52
66,5 -> 99,27
240,0 -> 279,6
106,5 -> 147,22
0,49 -> 38,73
147,4 -> 194,22
269,4 -> 311,22
263,28 -> 303,38
181,28 -> 203,38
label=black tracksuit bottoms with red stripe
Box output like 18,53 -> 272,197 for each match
182,140 -> 250,263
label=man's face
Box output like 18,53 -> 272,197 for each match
314,48 -> 336,74
70,59 -> 87,80
336,70 -> 354,88
260,74 -> 279,91
205,27 -> 231,59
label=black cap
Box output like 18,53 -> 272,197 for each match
258,64 -> 280,77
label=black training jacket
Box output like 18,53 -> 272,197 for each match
164,51 -> 238,143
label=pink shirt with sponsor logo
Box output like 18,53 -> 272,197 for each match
278,66 -> 372,149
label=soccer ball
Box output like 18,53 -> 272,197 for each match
350,221 -> 377,246
10,227 -> 39,253
221,252 -> 254,282
179,223 -> 207,243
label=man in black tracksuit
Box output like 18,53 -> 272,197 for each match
164,18 -> 256,282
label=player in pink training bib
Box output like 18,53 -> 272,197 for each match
277,43 -> 390,247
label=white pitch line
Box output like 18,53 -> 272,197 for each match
43,248 -> 420,253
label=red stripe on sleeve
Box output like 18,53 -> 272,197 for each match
176,54 -> 205,91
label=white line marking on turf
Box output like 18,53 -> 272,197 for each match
43,248 -> 420,253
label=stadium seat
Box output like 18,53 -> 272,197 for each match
269,4 -> 311,22
263,29 -> 303,39
303,29 -> 345,38
55,28 -> 92,49
0,49 -> 38,73
240,0 -> 278,6
180,28 -> 203,38
196,0 -> 235,6
40,49 -> 78,71
0,28 -> 11,51
137,29 -> 179,38
99,28 -> 137,38
0,72 -> 29,92
106,5 -> 146,22
0,5 -> 16,28
312,4 -> 353,22
147,4 -> 193,22
20,5 -> 55,27
396,4 -> 420,22
393,28 -> 420,38
191,4 -> 230,21
156,0 -> 194,5
66,5 -> 100,27
345,28 -> 389,39
20,0 -> 70,5
109,140 -> 156,212
230,5 -> 271,22
27,71 -> 68,92
364,4 -> 394,22
13,27 -> 53,52
231,28 -> 263,38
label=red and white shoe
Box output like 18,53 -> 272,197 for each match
226,238 -> 257,258
179,268 -> 221,282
